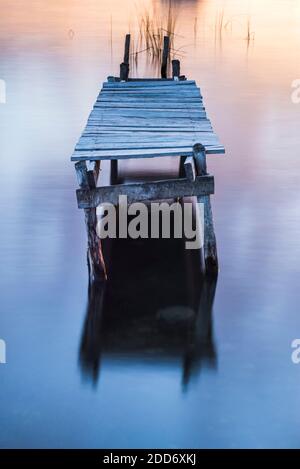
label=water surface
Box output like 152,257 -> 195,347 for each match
1,0 -> 300,449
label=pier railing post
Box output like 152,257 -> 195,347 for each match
75,161 -> 107,283
172,59 -> 180,80
120,34 -> 130,81
193,143 -> 219,275
161,36 -> 170,79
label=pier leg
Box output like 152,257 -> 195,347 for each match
179,156 -> 186,178
110,159 -> 118,185
193,144 -> 219,275
161,36 -> 170,79
75,161 -> 107,283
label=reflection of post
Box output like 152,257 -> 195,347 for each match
79,281 -> 107,384
182,259 -> 218,388
75,161 -> 107,283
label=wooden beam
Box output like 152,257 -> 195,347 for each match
76,175 -> 214,208
161,36 -> 170,79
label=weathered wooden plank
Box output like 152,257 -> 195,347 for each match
97,99 -> 203,105
82,132 -> 214,141
77,175 -> 214,208
103,79 -> 196,88
99,93 -> 201,99
100,86 -> 200,93
87,118 -> 210,127
71,145 -> 225,161
85,121 -> 212,130
100,89 -> 200,95
94,102 -> 204,110
76,135 -> 220,149
83,124 -> 213,134
90,110 -> 207,119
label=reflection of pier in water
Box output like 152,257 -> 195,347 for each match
79,216 -> 218,390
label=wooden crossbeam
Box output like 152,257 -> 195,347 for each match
76,175 -> 214,208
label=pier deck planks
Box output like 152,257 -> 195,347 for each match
71,79 -> 225,162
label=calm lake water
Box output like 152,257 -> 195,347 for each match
1,0 -> 300,449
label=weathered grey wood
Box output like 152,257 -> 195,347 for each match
119,34 -> 131,81
86,118 -> 212,128
120,62 -> 129,82
123,34 -> 130,64
72,145 -> 225,161
77,175 -> 214,208
179,156 -> 186,178
75,160 -> 107,282
85,124 -> 213,132
91,109 -> 206,119
193,143 -> 218,275
95,102 -> 203,109
100,89 -> 200,95
86,161 -> 100,189
76,133 -> 220,147
184,156 -> 196,181
172,59 -> 180,80
162,36 -> 169,79
103,79 -> 196,88
81,132 -> 215,141
83,125 -> 213,134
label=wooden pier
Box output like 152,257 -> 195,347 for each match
71,35 -> 225,282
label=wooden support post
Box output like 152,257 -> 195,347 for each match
172,59 -> 180,80
120,34 -> 130,81
184,156 -> 196,181
193,143 -> 218,275
110,159 -> 118,185
179,155 -> 186,178
120,63 -> 129,82
161,36 -> 170,79
123,33 -> 130,64
75,161 -> 107,283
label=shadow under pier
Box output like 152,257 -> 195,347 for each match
79,229 -> 218,390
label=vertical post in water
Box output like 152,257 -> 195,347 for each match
120,33 -> 130,81
75,161 -> 107,283
172,59 -> 180,80
161,36 -> 170,79
193,143 -> 219,275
